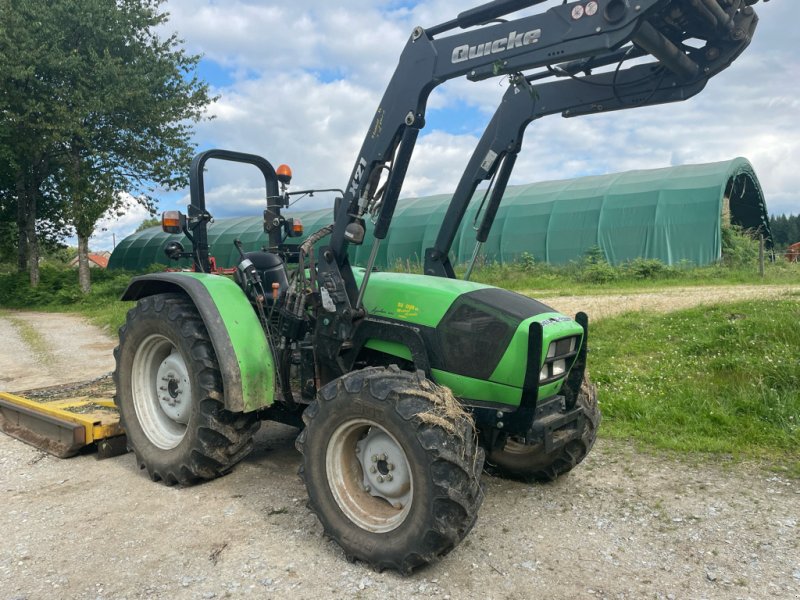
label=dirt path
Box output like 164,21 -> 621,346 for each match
536,284 -> 800,321
0,311 -> 116,392
0,291 -> 798,599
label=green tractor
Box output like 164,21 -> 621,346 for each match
114,0 -> 759,572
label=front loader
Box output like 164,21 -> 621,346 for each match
113,0 -> 761,572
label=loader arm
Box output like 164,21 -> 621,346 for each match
424,0 -> 757,279
313,0 -> 760,355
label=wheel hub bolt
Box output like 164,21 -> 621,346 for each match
377,475 -> 384,483
387,463 -> 394,471
379,453 -> 387,461
371,455 -> 378,463
370,466 -> 377,474
386,474 -> 393,482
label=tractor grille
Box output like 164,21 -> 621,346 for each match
436,288 -> 553,380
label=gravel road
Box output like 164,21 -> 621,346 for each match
0,286 -> 798,599
537,284 -> 800,321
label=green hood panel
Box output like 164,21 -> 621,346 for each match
354,268 -> 491,328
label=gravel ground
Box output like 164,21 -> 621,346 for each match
0,287 -> 798,599
536,284 -> 800,320
1,429 -> 798,600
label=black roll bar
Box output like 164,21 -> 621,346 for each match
188,149 -> 281,272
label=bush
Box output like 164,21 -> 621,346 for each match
0,264 -> 137,309
577,261 -> 619,284
721,224 -> 760,267
622,258 -> 673,279
518,252 -> 536,272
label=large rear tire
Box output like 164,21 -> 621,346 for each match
486,376 -> 600,482
114,293 -> 260,485
296,366 -> 484,573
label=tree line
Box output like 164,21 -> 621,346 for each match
769,213 -> 800,250
0,0 -> 213,292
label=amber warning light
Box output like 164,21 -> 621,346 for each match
161,210 -> 185,234
286,217 -> 303,238
277,164 -> 293,185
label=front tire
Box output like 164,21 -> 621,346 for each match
296,366 -> 484,573
114,293 -> 260,485
486,375 -> 600,482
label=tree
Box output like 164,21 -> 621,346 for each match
135,217 -> 162,233
769,213 -> 800,251
0,0 -> 214,291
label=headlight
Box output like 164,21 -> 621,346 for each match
552,359 -> 566,377
539,337 -> 579,382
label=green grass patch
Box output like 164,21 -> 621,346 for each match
466,257 -> 800,296
591,299 -> 800,468
0,265 -> 139,331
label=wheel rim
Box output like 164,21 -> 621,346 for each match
502,438 -> 538,457
326,419 -> 413,533
131,334 -> 191,450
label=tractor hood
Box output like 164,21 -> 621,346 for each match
355,269 -> 584,406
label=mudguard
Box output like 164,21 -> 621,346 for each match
121,272 -> 274,413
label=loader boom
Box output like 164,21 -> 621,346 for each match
315,0 -> 759,349
424,0 -> 758,278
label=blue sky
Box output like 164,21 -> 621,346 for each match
93,0 -> 799,250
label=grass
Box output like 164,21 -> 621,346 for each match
590,299 -> 800,472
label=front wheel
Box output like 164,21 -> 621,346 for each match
486,375 -> 600,482
114,293 -> 260,485
296,366 -> 484,573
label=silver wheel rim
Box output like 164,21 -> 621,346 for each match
326,419 -> 412,533
131,334 -> 191,450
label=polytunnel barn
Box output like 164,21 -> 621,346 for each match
108,158 -> 771,271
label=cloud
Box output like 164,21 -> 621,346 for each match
138,0 -> 798,242
73,196 -> 155,252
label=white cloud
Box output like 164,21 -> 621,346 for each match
72,196 -> 155,252
141,0 -> 798,239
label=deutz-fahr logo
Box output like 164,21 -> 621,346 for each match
451,29 -> 542,64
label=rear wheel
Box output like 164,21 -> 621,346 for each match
486,376 -> 600,482
296,366 -> 484,573
114,293 -> 260,485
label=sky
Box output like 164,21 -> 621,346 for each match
92,0 -> 799,251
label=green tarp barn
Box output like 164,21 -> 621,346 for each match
109,158 -> 770,270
